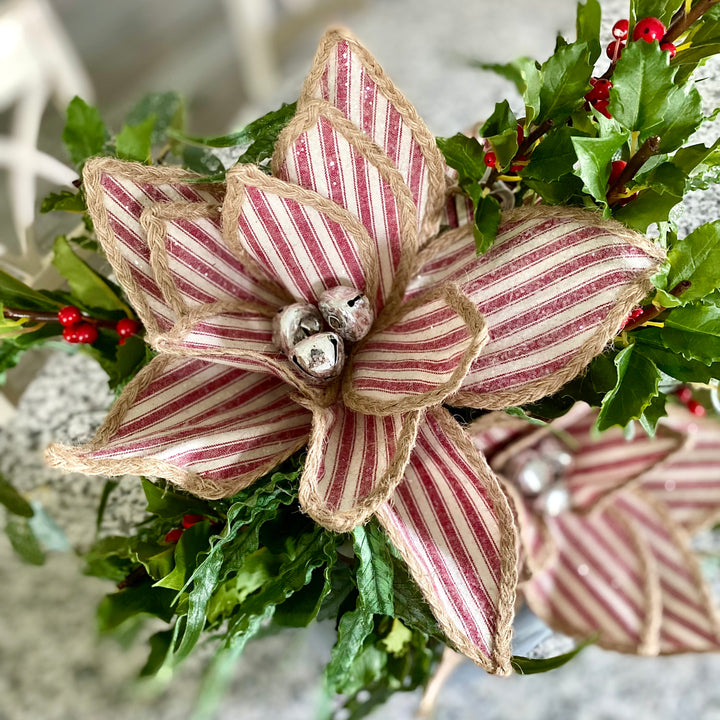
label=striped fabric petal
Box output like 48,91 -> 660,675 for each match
639,406 -> 720,532
143,202 -> 286,315
407,207 -> 664,409
83,158 -> 223,338
562,412 -> 685,512
300,28 -> 447,240
46,357 -> 312,499
223,163 -> 379,307
299,404 -> 423,532
375,408 -> 517,674
273,100 -> 417,312
343,284 -> 488,415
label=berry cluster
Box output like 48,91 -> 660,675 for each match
674,385 -> 706,417
57,305 -> 140,346
483,125 -> 527,173
164,513 -> 210,544
606,16 -> 676,62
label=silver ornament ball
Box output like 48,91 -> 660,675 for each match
318,286 -> 374,342
272,303 -> 324,356
533,483 -> 571,517
290,331 -> 345,383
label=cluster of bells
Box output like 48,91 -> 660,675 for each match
272,285 -> 374,384
499,435 -> 573,517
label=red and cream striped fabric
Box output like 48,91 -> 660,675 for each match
300,404 -> 423,532
409,210 -> 662,408
50,357 -> 312,497
344,285 -> 488,415
303,29 -> 447,240
469,404 -> 720,655
376,408 -> 517,673
273,102 -> 415,313
84,159 -> 223,337
440,191 -> 474,230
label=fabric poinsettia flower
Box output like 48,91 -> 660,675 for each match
47,29 -> 665,673
469,403 -> 720,654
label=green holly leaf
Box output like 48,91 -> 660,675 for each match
612,185 -> 683,232
659,221 -> 720,304
523,126 -> 581,182
479,100 -> 519,169
182,146 -> 224,175
537,41 -> 592,124
476,57 -> 542,126
608,41 -> 703,153
572,130 -> 628,208
6,516 -> 45,565
630,0 -> 677,26
115,115 -> 156,163
436,133 -> 486,183
40,190 -> 86,214
511,635 -> 595,674
0,269 -> 64,311
52,236 -> 130,314
576,0 -> 602,63
634,329 -> 720,382
473,194 -> 502,254
661,303 -> 720,365
63,97 -> 108,168
353,522 -> 394,616
126,91 -> 185,145
0,474 -> 33,517
596,344 -> 661,431
523,173 -> 584,205
638,392 -> 667,437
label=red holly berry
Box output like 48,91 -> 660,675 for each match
633,17 -> 666,43
62,324 -> 81,343
73,322 -> 98,345
609,160 -> 627,186
594,99 -> 612,118
660,42 -> 677,58
516,124 -> 525,146
164,528 -> 184,544
511,155 -> 528,173
675,386 -> 693,404
606,39 -> 625,60
687,399 -> 706,417
585,78 -> 612,103
622,307 -> 645,329
483,151 -> 497,168
182,513 -> 205,529
612,19 -> 629,39
58,305 -> 82,327
116,318 -> 140,338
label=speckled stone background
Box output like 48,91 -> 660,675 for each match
2,0 -> 720,718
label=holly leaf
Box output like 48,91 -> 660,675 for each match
142,478 -> 210,518
116,115 -> 156,163
523,173 -> 584,205
352,522 -> 394,616
596,344 -> 661,431
479,100 -> 519,170
660,221 -> 720,304
634,329 -> 720,382
537,41 -> 592,124
182,146 -> 224,175
63,97 -> 108,168
0,269 -> 64,311
126,91 -> 185,145
40,190 -> 86,214
473,194 -> 501,254
612,185 -> 683,232
511,635 -> 595,674
572,130 -> 628,208
0,474 -> 33,517
6,516 -> 45,565
97,581 -> 176,631
524,126 -> 581,182
661,303 -> 720,365
576,0 -> 602,63
638,392 -> 667,437
475,58 -> 541,125
630,0 -> 677,26
436,133 -> 486,183
608,41 -> 703,153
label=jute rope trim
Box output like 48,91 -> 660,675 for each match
297,27 -> 448,246
83,158 -> 222,338
222,163 -> 381,310
298,407 -> 424,533
342,283 -> 489,416
272,97 -> 420,318
378,407 -> 518,675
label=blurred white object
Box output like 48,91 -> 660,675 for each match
0,0 -> 91,285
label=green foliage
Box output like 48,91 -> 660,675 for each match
40,190 -> 86,214
576,0 -> 602,62
511,635 -> 596,674
6,516 -> 45,565
116,115 -> 156,163
572,129 -> 628,209
63,97 -> 109,168
0,474 -> 34,517
537,42 -> 593,124
480,100 -> 519,169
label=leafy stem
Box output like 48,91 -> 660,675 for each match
663,0 -> 720,44
2,306 -> 117,329
607,135 -> 660,205
623,280 -> 691,332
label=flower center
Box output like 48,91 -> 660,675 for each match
272,285 -> 374,384
502,436 -> 573,517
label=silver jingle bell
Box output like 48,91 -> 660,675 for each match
506,451 -> 556,497
290,331 -> 345,383
533,482 -> 571,517
536,436 -> 573,470
272,303 -> 324,356
318,286 -> 374,343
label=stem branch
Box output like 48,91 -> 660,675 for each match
663,0 -> 720,44
607,135 -> 660,205
623,280 -> 691,332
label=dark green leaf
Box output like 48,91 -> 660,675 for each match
572,130 -> 628,207
126,91 -> 185,145
473,194 -> 502,254
116,115 -> 156,163
635,329 -> 720,382
6,516 -> 45,565
142,478 -> 210,518
182,146 -> 224,175
479,100 -> 519,169
353,522 -> 394,616
537,42 -> 592,123
511,635 -> 595,674
155,520 -> 212,590
40,190 -> 86,214
325,607 -> 376,692
523,173 -> 584,205
638,392 -> 667,437
523,126 -> 581,182
596,344 -> 661,430
97,581 -> 176,631
139,629 -> 174,677
630,0 -> 677,26
662,303 -> 720,365
612,186 -> 683,232
52,236 -> 129,312
0,474 -> 33,517
63,97 -> 108,168
0,269 -> 64,311
576,0 -> 602,62
436,133 -> 486,182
